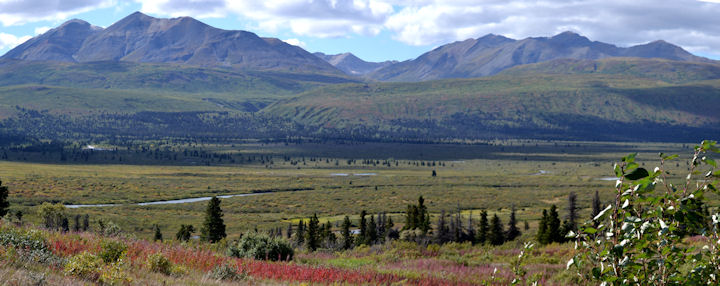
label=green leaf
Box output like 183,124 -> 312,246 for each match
623,153 -> 637,163
625,168 -> 649,180
662,154 -> 679,161
704,158 -> 717,168
583,227 -> 598,234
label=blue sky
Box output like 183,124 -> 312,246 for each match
1,0 -> 719,62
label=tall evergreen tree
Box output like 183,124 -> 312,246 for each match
537,209 -> 548,244
489,214 -> 505,246
82,214 -> 90,231
466,212 -> 475,242
0,179 -> 9,217
477,210 -> 489,244
153,224 -> 163,242
200,196 -> 226,243
342,216 -> 353,249
566,192 -> 578,232
73,214 -> 82,232
287,223 -> 293,239
506,205 -> 521,241
359,210 -> 368,245
306,214 -> 320,251
591,190 -> 602,219
368,215 -> 378,245
435,210 -> 450,243
295,220 -> 305,246
323,221 -> 336,244
524,220 -> 530,231
547,205 -> 562,243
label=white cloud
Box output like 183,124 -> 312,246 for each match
135,0 -> 393,38
138,0 -> 228,18
3,0 -> 720,58
383,0 -> 720,56
34,26 -> 51,35
283,38 -> 306,47
0,0 -> 115,26
0,33 -> 31,49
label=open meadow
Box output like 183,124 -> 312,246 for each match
1,141 -> 697,239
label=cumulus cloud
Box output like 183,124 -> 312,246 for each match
283,38 -> 306,47
0,33 -> 31,49
34,26 -> 51,35
384,0 -> 720,56
136,0 -> 393,37
4,0 -> 720,57
138,0 -> 228,18
0,0 -> 115,26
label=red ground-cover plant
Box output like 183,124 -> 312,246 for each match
47,232 -> 101,257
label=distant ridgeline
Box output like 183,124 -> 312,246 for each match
1,12 -> 720,144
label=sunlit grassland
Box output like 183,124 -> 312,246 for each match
0,141 -> 701,240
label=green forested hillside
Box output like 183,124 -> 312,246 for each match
0,60 -> 357,114
1,59 -> 719,142
499,57 -> 720,84
264,73 -> 720,141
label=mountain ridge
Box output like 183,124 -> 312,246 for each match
2,11 -> 342,75
368,31 -> 713,82
313,52 -> 396,76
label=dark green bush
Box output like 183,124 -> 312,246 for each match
228,232 -> 294,261
99,240 -> 127,263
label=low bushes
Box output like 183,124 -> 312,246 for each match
227,232 -> 293,261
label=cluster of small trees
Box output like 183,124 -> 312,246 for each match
289,210 -> 397,251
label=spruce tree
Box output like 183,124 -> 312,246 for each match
591,190 -> 601,219
200,196 -> 226,243
342,216 -> 353,249
537,209 -> 548,244
506,205 -> 521,241
324,221 -> 336,244
368,215 -> 378,245
295,220 -> 305,246
306,214 -> 320,251
153,224 -> 163,242
489,214 -> 505,246
524,220 -> 530,231
0,179 -> 9,217
73,215 -> 81,232
83,214 -> 90,231
435,210 -> 450,243
477,210 -> 489,244
359,210 -> 368,245
566,192 -> 578,232
547,205 -> 562,243
287,223 -> 293,239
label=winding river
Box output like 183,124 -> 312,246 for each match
65,193 -> 262,208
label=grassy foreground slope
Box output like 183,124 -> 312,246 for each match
264,65 -> 720,141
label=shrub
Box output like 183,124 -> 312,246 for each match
99,240 -> 127,263
227,232 -> 294,261
145,253 -> 172,275
569,141 -> 720,284
98,257 -> 132,285
209,262 -> 246,281
64,252 -> 103,281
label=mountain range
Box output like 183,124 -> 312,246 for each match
313,52 -> 396,76
1,12 -> 719,142
2,12 -> 714,81
2,12 -> 339,75
367,32 -> 712,81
